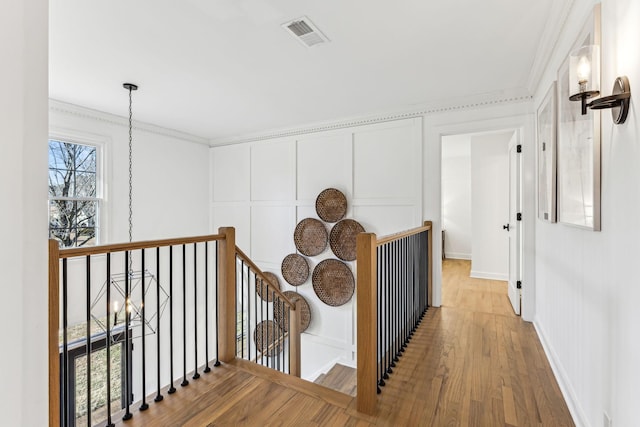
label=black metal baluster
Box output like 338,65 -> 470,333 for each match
140,250 -> 149,411
397,239 -> 402,353
204,242 -> 211,374
287,307 -> 292,375
393,241 -> 398,361
386,243 -> 393,375
399,239 -> 405,352
402,238 -> 407,351
214,242 -> 221,367
247,269 -> 252,360
260,280 -> 264,366
377,247 -> 383,390
284,300 -> 288,374
382,244 -> 388,380
411,234 -> 416,335
181,245 -> 189,387
61,258 -> 69,427
254,273 -> 258,363
240,259 -> 245,359
193,243 -> 200,380
418,234 -> 421,319
246,265 -> 251,361
387,242 -> 396,373
266,283 -> 270,369
122,252 -> 132,421
168,247 -> 176,394
82,256 -> 92,426
155,247 -> 163,402
273,300 -> 284,371
426,230 -> 430,311
416,233 -> 420,325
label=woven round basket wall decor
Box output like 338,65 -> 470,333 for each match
294,218 -> 328,256
273,291 -> 312,333
281,253 -> 310,286
254,320 -> 283,357
256,272 -> 281,302
312,259 -> 355,307
329,219 -> 365,261
315,188 -> 347,223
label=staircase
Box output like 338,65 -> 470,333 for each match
314,363 -> 357,397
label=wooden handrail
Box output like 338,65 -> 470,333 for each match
235,246 -> 296,309
57,233 -> 225,258
375,223 -> 432,246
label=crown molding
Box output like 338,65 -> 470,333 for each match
49,99 -> 209,146
209,90 -> 533,146
526,0 -> 577,95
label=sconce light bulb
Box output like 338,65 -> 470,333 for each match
113,300 -> 119,312
577,56 -> 591,85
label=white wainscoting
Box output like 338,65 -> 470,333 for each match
210,117 -> 423,375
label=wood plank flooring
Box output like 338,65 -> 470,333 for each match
114,259 -> 574,426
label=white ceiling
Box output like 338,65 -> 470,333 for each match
50,0 -> 561,142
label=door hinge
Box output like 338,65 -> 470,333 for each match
517,213 -> 522,221
516,144 -> 522,153
517,280 -> 522,289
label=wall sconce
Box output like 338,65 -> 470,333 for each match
568,44 -> 631,124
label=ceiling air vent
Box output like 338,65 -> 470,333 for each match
282,16 -> 329,48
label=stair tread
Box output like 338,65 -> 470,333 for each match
314,363 -> 357,397
229,358 -> 354,408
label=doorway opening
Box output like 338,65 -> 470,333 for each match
441,129 -> 521,316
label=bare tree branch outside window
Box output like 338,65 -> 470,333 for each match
48,140 -> 99,247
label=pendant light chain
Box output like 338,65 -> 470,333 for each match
123,83 -> 138,274
128,87 -> 133,246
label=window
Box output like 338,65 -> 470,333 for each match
48,139 -> 100,247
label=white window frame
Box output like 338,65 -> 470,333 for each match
48,129 -> 110,246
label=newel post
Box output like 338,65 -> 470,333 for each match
48,240 -> 61,427
356,232 -> 377,415
218,227 -> 237,363
289,301 -> 302,377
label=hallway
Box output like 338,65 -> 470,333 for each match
416,258 -> 575,425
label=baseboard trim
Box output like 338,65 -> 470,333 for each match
306,357 -> 342,382
533,319 -> 587,427
469,270 -> 508,281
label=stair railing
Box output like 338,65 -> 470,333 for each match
49,226 -> 301,427
356,221 -> 432,414
234,246 -> 300,376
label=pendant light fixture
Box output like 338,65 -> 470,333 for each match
92,83 -> 168,340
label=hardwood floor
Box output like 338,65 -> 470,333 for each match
441,258 -> 515,316
113,259 -> 574,426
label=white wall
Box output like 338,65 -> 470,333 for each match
210,118 -> 423,378
441,135 -> 472,259
470,132 -> 511,280
0,0 -> 49,424
532,0 -> 640,426
49,101 -> 211,242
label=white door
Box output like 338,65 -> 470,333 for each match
507,133 -> 521,315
